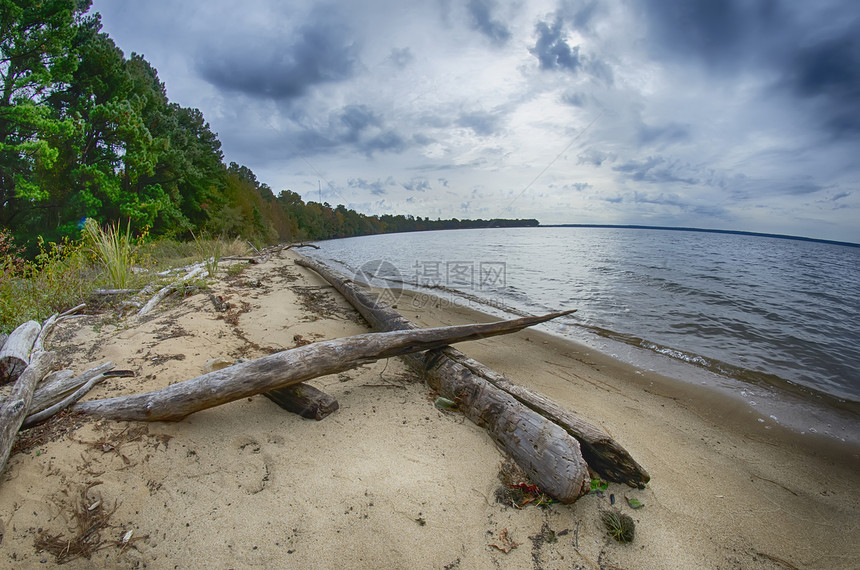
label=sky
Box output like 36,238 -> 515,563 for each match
90,0 -> 860,243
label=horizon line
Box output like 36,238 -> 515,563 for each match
539,223 -> 860,248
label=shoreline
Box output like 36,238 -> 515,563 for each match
391,288 -> 860,467
1,249 -> 858,568
363,275 -> 860,452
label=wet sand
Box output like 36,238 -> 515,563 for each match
1,249 -> 858,569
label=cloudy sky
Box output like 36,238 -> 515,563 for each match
90,0 -> 860,242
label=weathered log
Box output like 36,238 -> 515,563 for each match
296,256 -> 650,489
265,384 -> 339,420
295,257 -> 592,501
0,320 -> 41,384
31,304 -> 86,354
438,348 -> 649,488
0,351 -> 57,476
27,362 -> 115,415
91,288 -> 140,296
203,357 -> 336,420
22,370 -> 109,429
73,312 -> 570,422
138,266 -> 206,316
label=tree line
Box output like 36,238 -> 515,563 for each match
1,1 -> 537,254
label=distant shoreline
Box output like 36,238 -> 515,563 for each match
542,223 -> 860,248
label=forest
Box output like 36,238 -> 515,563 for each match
1,1 -> 537,255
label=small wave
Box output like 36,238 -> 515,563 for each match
577,324 -> 860,414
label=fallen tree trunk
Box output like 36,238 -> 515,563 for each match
296,256 -> 649,489
0,320 -> 41,384
202,357 -> 336,421
0,351 -> 57,475
265,384 -> 339,420
295,258 -> 594,501
31,304 -> 86,354
73,312 -> 570,423
26,362 -> 115,416
22,369 -> 110,429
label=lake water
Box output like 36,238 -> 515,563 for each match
305,227 -> 860,440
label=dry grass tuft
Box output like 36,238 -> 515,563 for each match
35,486 -> 118,564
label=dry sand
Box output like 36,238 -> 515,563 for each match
1,249 -> 858,569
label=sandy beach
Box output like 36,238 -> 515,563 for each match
1,248 -> 858,569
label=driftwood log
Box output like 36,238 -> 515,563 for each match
0,320 -> 41,383
0,351 -> 57,475
296,256 -> 650,489
203,357 -> 338,421
138,266 -> 206,317
295,258 -> 595,501
31,303 -> 86,354
20,362 -> 115,428
73,312 -> 571,422
265,384 -> 339,420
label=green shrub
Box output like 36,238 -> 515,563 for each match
0,236 -> 95,333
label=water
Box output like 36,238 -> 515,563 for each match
305,227 -> 860,429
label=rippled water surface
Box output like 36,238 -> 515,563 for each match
307,227 -> 860,403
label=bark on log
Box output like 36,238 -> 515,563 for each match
31,304 -> 86,354
295,256 -> 650,489
0,320 -> 41,384
73,312 -> 570,423
91,288 -> 140,296
436,348 -> 649,488
27,363 -> 115,415
265,384 -> 339,420
0,351 -> 57,475
22,370 -> 109,429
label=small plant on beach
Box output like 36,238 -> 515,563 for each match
495,458 -> 557,508
226,262 -> 246,277
589,478 -> 609,494
192,231 -> 223,277
83,218 -> 136,289
602,510 -> 635,543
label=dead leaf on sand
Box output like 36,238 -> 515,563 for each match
489,528 -> 520,553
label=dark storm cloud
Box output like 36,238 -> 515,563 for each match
280,104 -> 411,157
466,0 -> 511,45
338,105 -> 381,141
780,31 -> 860,137
530,11 -> 613,82
566,182 -> 591,192
577,149 -> 613,167
636,0 -> 860,139
457,111 -> 502,136
348,176 -> 396,195
389,47 -> 414,69
530,16 -> 582,71
637,122 -> 691,146
197,9 -> 358,100
634,0 -> 777,69
612,156 -> 700,185
561,91 -> 587,107
601,191 -> 730,218
402,178 -> 432,192
780,181 -> 824,196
